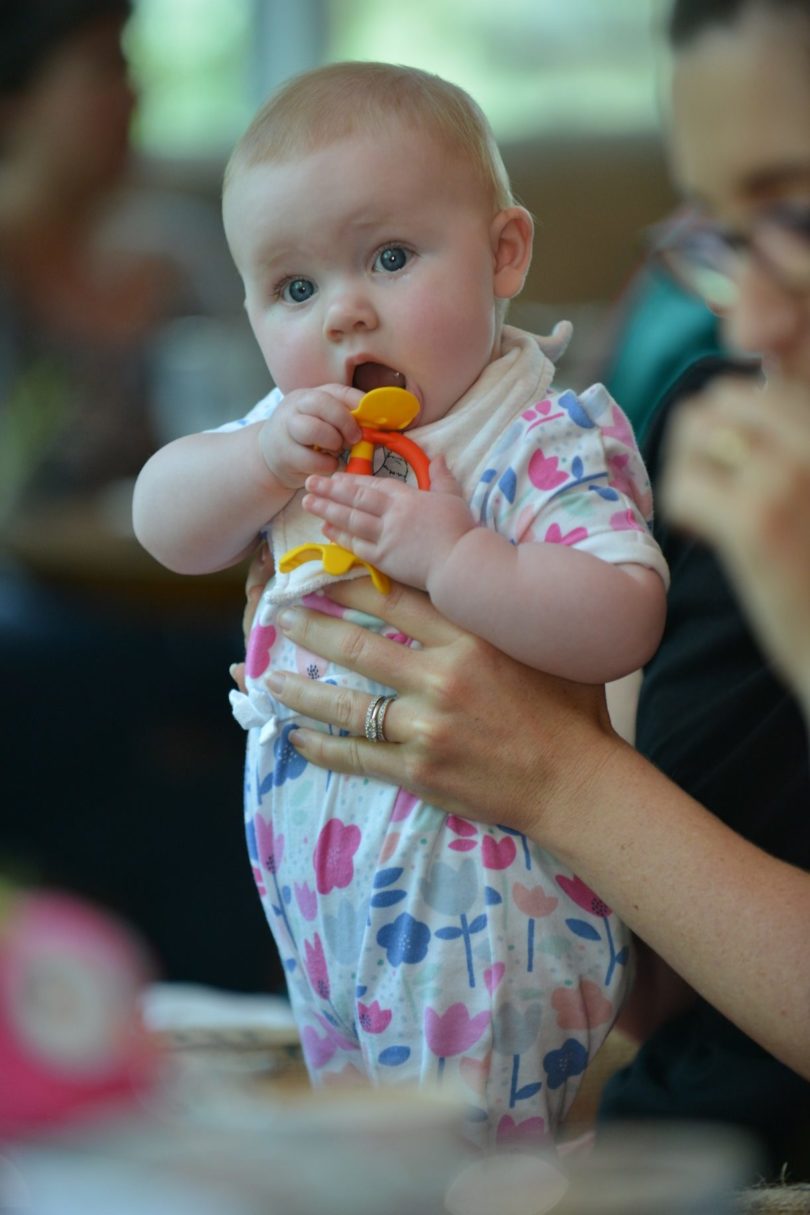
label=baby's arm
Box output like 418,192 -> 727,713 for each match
133,384 -> 361,575
302,457 -> 666,683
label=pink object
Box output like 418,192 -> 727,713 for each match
424,1002 -> 490,1058
512,883 -> 559,919
481,835 -> 517,870
313,818 -> 361,894
245,622 -> 277,679
0,887 -> 157,1139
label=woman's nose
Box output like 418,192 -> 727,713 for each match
324,287 -> 378,342
725,259 -> 806,362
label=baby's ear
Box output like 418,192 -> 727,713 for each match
491,206 -> 534,300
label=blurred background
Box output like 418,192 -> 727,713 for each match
0,0 -> 721,994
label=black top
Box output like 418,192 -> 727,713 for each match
598,357 -> 810,1179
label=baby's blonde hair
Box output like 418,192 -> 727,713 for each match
223,60 -> 515,214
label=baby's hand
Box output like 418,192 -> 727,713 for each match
259,385 -> 363,489
302,455 -> 475,591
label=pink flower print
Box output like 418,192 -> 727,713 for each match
304,932 -> 330,1000
301,1024 -> 337,1071
528,449 -> 568,491
300,591 -> 346,618
482,834 -> 516,870
606,451 -> 635,500
357,1000 -> 393,1034
380,832 -> 400,863
255,813 -> 284,875
484,962 -> 505,994
522,398 -> 564,433
602,403 -> 636,449
609,508 -> 644,533
245,623 -> 277,680
381,628 -> 413,646
513,882 -> 559,973
544,522 -> 589,546
425,1003 -> 491,1075
552,978 -> 614,1030
391,789 -> 418,822
447,815 -> 478,837
447,815 -> 479,853
512,883 -> 559,919
496,1114 -> 548,1147
314,817 -> 361,894
294,881 -> 317,921
555,874 -> 611,917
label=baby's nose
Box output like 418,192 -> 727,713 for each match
324,288 -> 378,341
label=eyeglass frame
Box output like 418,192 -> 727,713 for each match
647,202 -> 810,313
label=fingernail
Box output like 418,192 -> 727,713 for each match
289,728 -> 309,751
277,608 -> 300,632
265,670 -> 285,693
229,663 -> 240,682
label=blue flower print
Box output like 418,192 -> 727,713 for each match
543,1038 -> 588,1090
419,859 -> 478,916
259,723 -> 307,796
557,390 -> 595,429
377,913 -> 431,966
324,897 -> 370,966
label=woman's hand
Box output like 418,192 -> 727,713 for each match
260,579 -> 614,846
660,374 -> 810,713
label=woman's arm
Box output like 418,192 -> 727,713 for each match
261,579 -> 810,1080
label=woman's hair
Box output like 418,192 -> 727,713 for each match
668,0 -> 810,47
0,0 -> 131,94
224,61 -> 515,213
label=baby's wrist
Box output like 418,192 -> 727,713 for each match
257,421 -> 302,490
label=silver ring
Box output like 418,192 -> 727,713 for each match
374,694 -> 396,742
364,694 -> 387,741
363,693 -> 397,742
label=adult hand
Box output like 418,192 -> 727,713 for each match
660,374 -> 810,713
262,578 -> 614,843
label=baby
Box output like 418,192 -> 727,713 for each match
133,62 -> 668,1149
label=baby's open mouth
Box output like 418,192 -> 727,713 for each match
351,362 -> 406,393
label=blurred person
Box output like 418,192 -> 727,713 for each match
0,0 -> 278,993
231,0 -> 810,1174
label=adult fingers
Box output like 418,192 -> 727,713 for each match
267,670 -> 405,741
275,599 -> 430,692
324,579 -> 467,647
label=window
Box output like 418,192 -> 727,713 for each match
126,0 -> 670,159
328,0 -> 670,140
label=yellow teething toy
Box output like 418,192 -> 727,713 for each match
278,386 -> 430,592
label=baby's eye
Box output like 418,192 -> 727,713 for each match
280,277 -> 316,303
374,246 -> 410,273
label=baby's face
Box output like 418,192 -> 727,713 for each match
223,126 -> 508,425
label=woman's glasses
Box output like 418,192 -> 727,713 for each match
650,203 -> 810,313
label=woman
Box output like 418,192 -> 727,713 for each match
238,0 -> 810,1174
